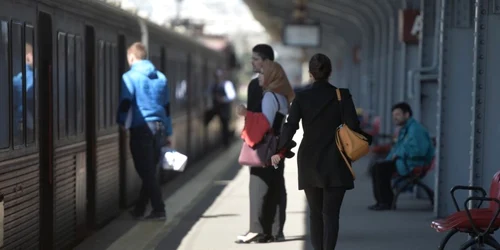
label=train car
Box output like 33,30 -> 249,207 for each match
0,0 -> 233,249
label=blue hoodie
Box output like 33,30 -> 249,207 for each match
386,118 -> 435,176
116,60 -> 172,136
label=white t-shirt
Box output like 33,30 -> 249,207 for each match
261,92 -> 289,126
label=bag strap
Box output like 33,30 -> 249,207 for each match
335,88 -> 356,179
336,88 -> 342,101
270,92 -> 281,110
335,130 -> 357,180
336,88 -> 345,124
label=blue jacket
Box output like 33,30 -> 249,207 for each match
116,60 -> 172,136
13,65 -> 34,129
386,118 -> 435,176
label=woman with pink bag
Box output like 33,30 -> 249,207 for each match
235,60 -> 295,243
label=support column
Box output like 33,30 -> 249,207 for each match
474,1 -> 500,191
416,0 -> 440,198
435,0 -> 475,218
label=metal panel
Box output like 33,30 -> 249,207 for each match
478,1 -> 500,193
75,152 -> 86,238
470,0 -> 487,190
0,155 -> 40,250
491,0 -> 500,14
435,0 -> 475,218
53,142 -> 86,250
0,2 -> 40,249
454,0 -> 473,28
95,134 -> 120,226
92,26 -> 120,226
124,137 -> 141,207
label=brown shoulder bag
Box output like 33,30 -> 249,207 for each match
335,88 -> 370,180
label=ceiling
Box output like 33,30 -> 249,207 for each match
243,0 -> 398,61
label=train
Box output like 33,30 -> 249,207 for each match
0,0 -> 235,249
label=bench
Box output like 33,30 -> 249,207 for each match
431,171 -> 500,250
390,158 -> 436,210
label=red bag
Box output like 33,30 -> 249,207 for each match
238,133 -> 277,167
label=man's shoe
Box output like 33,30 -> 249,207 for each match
144,211 -> 167,220
367,204 -> 380,210
129,210 -> 144,219
256,234 -> 274,243
273,232 -> 285,242
369,204 -> 391,211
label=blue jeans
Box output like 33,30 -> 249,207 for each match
129,121 -> 166,213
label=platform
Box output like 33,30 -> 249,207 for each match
76,128 -> 470,250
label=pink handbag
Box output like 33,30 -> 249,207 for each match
238,133 -> 277,167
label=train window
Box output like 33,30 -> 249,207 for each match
105,42 -> 112,128
11,22 -> 23,146
67,35 -> 76,136
96,40 -> 118,131
151,55 -> 160,71
25,25 -> 35,144
166,57 -> 177,113
111,44 -> 118,127
0,21 -> 9,149
57,32 -> 67,139
175,55 -> 188,111
76,36 -> 84,134
98,41 -> 105,129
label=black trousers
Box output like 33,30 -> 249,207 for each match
304,187 -> 346,250
371,160 -> 397,205
219,114 -> 231,147
129,122 -> 165,213
260,163 -> 287,236
204,107 -> 231,147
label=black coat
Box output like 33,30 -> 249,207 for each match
278,80 -> 369,190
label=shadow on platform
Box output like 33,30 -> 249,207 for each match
155,163 -> 241,250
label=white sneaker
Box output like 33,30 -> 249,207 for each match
237,232 -> 259,241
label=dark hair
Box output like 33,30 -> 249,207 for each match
309,53 -> 332,81
252,44 -> 274,61
391,102 -> 413,116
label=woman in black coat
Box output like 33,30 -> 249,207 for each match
271,53 -> 370,250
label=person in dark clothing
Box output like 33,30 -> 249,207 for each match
235,44 -> 288,243
204,69 -> 236,147
116,42 -> 172,220
272,53 -> 371,250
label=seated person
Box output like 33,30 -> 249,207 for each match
369,102 -> 435,211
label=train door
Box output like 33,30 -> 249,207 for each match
118,35 -> 141,208
49,9 -> 88,250
190,55 -> 203,160
202,60 -> 210,153
0,1 -> 40,249
86,25 -> 120,228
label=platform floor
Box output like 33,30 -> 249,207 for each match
76,129 -> 470,250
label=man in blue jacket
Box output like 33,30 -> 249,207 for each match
369,102 -> 435,211
12,43 -> 35,144
116,42 -> 172,220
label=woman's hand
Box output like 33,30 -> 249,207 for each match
271,154 -> 282,166
236,104 -> 247,116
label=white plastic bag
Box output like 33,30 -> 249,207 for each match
162,147 -> 188,172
